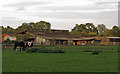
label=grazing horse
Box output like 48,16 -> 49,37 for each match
14,41 -> 26,51
14,41 -> 34,51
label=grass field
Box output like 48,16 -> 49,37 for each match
2,45 -> 118,72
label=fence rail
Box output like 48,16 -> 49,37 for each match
2,43 -> 119,51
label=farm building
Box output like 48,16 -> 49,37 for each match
2,34 -> 10,42
16,29 -> 95,46
2,34 -> 16,42
15,29 -> 120,46
93,37 -> 120,45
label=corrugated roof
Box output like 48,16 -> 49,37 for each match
107,37 -> 120,39
33,33 -> 94,40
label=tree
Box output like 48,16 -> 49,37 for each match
2,26 -> 15,34
70,30 -> 82,37
97,24 -> 107,36
15,21 -> 51,32
70,24 -> 86,37
29,22 -> 35,29
111,26 -> 120,37
88,32 -> 97,37
85,23 -> 94,32
85,23 -> 98,34
81,30 -> 89,37
70,23 -> 98,37
101,26 -> 120,37
102,29 -> 112,37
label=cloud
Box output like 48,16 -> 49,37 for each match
0,0 -> 119,30
2,16 -> 17,19
1,16 -> 31,28
95,2 -> 118,6
36,5 -> 117,12
2,1 -> 52,11
3,1 -> 52,7
1,19 -> 25,28
34,1 -> 117,13
17,7 -> 26,11
30,10 -> 117,19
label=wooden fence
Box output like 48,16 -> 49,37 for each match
2,43 -> 119,51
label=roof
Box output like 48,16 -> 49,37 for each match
107,37 -> 120,39
33,33 -> 94,40
2,34 -> 10,36
16,29 -> 94,41
34,33 -> 76,38
51,29 -> 69,31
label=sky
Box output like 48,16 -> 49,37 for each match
0,0 -> 119,30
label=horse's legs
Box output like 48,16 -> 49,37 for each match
23,47 -> 25,51
20,47 -> 21,51
14,44 -> 17,51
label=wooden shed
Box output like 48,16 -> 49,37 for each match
93,37 -> 120,45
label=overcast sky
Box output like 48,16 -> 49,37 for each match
0,0 -> 119,30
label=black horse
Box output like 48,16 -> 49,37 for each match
14,41 -> 26,51
14,41 -> 33,51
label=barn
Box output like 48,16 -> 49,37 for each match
16,29 -> 95,46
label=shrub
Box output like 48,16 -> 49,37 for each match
26,47 -> 64,53
37,49 -> 64,53
83,50 -> 92,52
26,47 -> 39,53
92,51 -> 99,55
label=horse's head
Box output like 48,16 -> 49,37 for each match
25,41 -> 34,47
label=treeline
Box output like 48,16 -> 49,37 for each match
70,23 -> 120,37
2,21 -> 120,37
2,21 -> 51,34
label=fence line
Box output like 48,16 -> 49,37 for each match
2,43 -> 119,51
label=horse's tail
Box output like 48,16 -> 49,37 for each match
14,42 -> 17,51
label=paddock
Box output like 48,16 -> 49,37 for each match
2,45 -> 118,72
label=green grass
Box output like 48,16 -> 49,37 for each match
2,45 -> 118,72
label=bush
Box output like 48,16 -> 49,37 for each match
26,47 -> 65,53
92,51 -> 99,55
83,50 -> 92,52
26,47 -> 39,53
38,49 -> 64,53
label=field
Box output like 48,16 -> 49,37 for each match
2,45 -> 118,72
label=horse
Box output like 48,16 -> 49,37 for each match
14,41 -> 33,51
14,41 -> 26,51
26,41 -> 33,48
